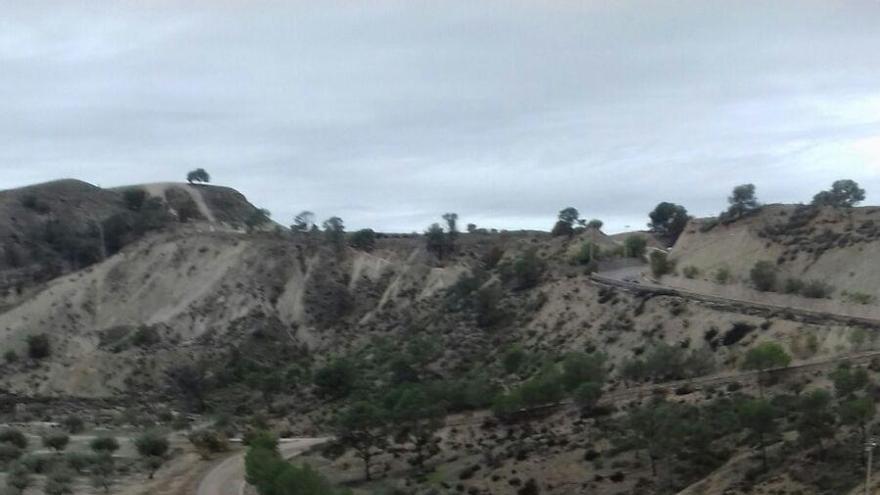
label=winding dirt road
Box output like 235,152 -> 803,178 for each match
196,438 -> 330,495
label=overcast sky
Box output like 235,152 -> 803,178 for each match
3,1 -> 880,232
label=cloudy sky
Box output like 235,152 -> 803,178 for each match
3,1 -> 880,232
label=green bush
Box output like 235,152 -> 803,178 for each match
714,266 -> 732,285
649,251 -> 674,278
313,359 -> 358,399
188,429 -> 229,459
624,236 -> 647,258
0,442 -> 22,464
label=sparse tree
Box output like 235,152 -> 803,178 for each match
648,202 -> 690,246
335,401 -> 388,481
135,431 -> 170,480
841,397 -> 876,463
466,223 -> 477,233
741,342 -> 791,396
167,362 -> 209,412
725,183 -> 759,220
292,211 -> 316,232
587,219 -> 604,230
390,387 -> 445,472
322,217 -> 346,252
830,363 -> 871,398
425,223 -> 447,259
442,212 -> 459,246
186,168 -> 211,184
796,389 -> 835,454
736,398 -> 777,471
245,208 -> 272,232
552,207 -> 580,237
812,179 -> 866,208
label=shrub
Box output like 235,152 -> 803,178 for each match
782,278 -> 804,294
131,326 -> 161,347
843,291 -> 875,305
502,347 -> 527,374
574,242 -> 602,265
42,433 -> 70,453
511,249 -> 543,290
573,382 -> 602,411
0,429 -> 28,449
749,261 -> 777,292
122,189 -> 148,211
4,349 -> 18,363
90,436 -> 120,455
188,429 -> 230,459
624,236 -> 647,258
800,280 -> 834,299
186,168 -> 211,184
649,251 -> 674,278
0,443 -> 22,464
682,266 -> 700,279
62,415 -> 85,434
313,359 -> 358,399
135,431 -> 170,479
349,229 -> 377,252
714,266 -> 732,285
26,333 -> 51,359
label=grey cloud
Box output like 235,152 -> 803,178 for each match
2,1 -> 880,232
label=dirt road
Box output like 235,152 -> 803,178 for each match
196,438 -> 330,495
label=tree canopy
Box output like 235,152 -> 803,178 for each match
186,168 -> 210,184
812,179 -> 866,208
648,202 -> 689,245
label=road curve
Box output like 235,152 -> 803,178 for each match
196,438 -> 330,495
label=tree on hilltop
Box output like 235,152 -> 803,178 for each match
186,168 -> 210,184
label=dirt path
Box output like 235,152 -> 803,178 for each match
196,438 -> 330,495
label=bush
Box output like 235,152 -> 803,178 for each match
0,429 -> 28,449
502,347 -> 527,374
800,279 -> 834,299
573,382 -> 602,411
135,431 -> 170,479
843,291 -> 875,305
624,236 -> 647,258
122,189 -> 148,211
714,266 -> 732,285
349,229 -> 377,252
649,251 -> 674,278
574,242 -> 602,265
4,349 -> 17,363
90,436 -> 120,455
313,359 -> 358,399
26,334 -> 51,359
131,326 -> 161,347
749,261 -> 777,292
510,249 -> 543,290
682,266 -> 700,279
188,429 -> 230,459
62,416 -> 85,434
782,278 -> 804,294
42,433 -> 70,453
0,443 -> 22,464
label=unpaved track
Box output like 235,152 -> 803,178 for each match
196,438 -> 330,495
